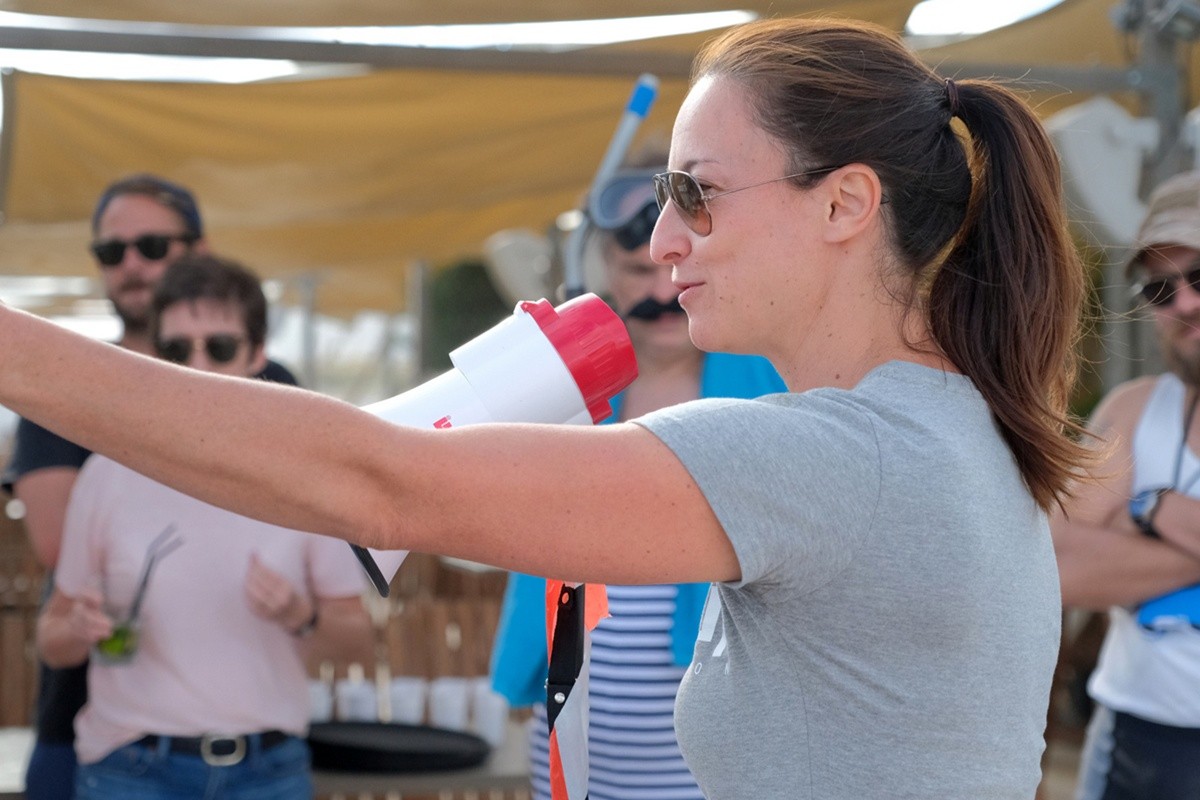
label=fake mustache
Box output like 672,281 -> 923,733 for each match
625,295 -> 684,321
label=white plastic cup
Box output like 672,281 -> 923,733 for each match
308,680 -> 334,723
389,676 -> 429,725
471,677 -> 509,748
428,676 -> 471,731
335,677 -> 378,722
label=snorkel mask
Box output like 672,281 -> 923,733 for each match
588,168 -> 661,251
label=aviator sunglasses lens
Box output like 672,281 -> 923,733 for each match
653,172 -> 712,235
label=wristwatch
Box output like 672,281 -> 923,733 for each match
290,609 -> 319,638
1129,487 -> 1171,539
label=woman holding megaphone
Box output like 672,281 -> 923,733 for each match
0,18 -> 1089,800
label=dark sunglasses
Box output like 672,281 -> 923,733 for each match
652,165 -> 841,236
1133,267 -> 1200,307
90,233 -> 196,267
155,334 -> 245,364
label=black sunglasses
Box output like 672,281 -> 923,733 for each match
90,233 -> 196,268
652,165 -> 841,236
155,334 -> 245,365
1133,267 -> 1200,307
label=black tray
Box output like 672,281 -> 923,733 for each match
307,721 -> 491,773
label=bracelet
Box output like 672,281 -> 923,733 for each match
290,609 -> 319,638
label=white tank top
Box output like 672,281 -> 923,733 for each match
1089,372 -> 1200,726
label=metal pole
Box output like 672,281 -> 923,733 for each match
1125,0 -> 1190,380
407,260 -> 429,382
0,68 -> 16,227
297,273 -> 320,389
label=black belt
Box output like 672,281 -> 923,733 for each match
133,730 -> 292,766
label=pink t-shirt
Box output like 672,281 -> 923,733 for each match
55,456 -> 367,764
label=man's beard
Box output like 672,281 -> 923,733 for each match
114,305 -> 150,336
1162,322 -> 1200,387
110,279 -> 155,335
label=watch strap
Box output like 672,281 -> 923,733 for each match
1134,488 -> 1170,539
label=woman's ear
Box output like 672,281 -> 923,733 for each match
820,164 -> 884,244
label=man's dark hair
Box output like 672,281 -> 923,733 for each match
92,174 -> 204,238
152,253 -> 268,348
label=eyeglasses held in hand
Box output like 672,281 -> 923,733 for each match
155,334 -> 245,364
652,165 -> 841,236
90,233 -> 197,267
1133,268 -> 1200,307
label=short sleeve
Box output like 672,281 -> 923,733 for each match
54,458 -> 114,598
3,418 -> 91,493
634,395 -> 882,592
257,359 -> 300,387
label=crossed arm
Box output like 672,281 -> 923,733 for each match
1051,379 -> 1200,609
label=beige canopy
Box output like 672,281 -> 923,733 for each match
0,0 -> 1179,313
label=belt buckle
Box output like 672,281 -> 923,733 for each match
200,734 -> 246,767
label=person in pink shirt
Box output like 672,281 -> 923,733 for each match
36,253 -> 370,800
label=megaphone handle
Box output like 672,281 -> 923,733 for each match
349,544 -> 391,598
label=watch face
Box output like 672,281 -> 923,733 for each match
1130,489 -> 1156,519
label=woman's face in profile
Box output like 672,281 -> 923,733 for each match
652,75 -> 827,359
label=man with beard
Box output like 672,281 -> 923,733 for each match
489,160 -> 785,800
1053,170 -> 1200,799
3,175 -> 295,799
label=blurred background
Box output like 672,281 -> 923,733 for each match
3,1 -> 1200,796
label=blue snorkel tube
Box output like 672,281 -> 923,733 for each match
562,74 -> 659,300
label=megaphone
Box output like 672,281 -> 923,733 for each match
352,293 -> 638,595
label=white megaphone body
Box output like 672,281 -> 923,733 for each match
351,293 -> 638,596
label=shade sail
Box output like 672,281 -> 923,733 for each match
922,0 -> 1150,115
0,1 -> 921,29
0,0 -> 1177,313
2,68 -> 690,313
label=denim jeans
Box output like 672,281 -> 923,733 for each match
1076,704 -> 1200,800
76,735 -> 312,800
24,741 -> 77,800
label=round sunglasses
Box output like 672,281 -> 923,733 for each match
90,233 -> 197,268
652,165 -> 841,236
1133,267 -> 1200,307
155,334 -> 245,365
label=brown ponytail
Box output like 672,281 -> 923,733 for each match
696,18 -> 1089,510
929,79 -> 1088,510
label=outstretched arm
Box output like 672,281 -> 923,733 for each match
0,306 -> 738,586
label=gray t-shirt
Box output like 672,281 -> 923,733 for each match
635,361 -> 1059,800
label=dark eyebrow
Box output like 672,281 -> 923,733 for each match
678,158 -> 717,172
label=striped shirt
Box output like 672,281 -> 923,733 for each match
529,584 -> 703,800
